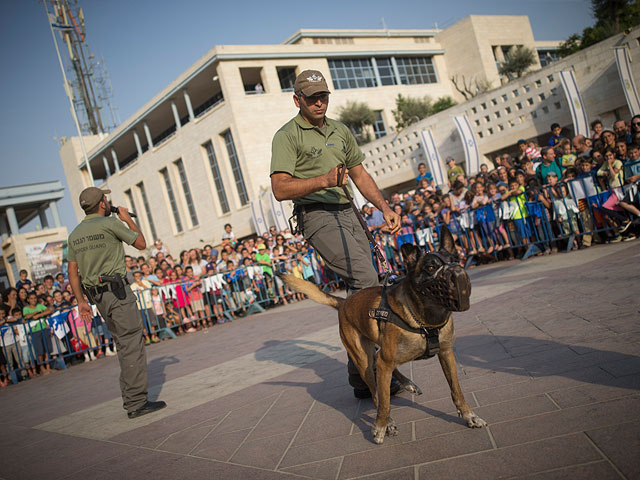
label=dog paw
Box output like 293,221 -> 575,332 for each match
463,413 -> 487,428
372,425 -> 386,444
402,381 -> 423,396
386,420 -> 398,437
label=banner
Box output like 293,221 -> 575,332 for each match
25,241 -> 66,282
250,199 -> 268,236
453,115 -> 481,175
559,70 -> 589,137
614,46 -> 640,117
269,194 -> 289,232
419,129 -> 446,186
349,179 -> 367,210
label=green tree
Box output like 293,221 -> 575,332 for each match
559,0 -> 640,57
392,94 -> 458,130
431,96 -> 457,114
338,100 -> 375,145
392,94 -> 432,130
498,46 -> 537,79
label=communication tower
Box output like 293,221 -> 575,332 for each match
45,0 -> 119,135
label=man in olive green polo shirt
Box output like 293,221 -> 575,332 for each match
271,69 -> 401,398
67,187 -> 166,419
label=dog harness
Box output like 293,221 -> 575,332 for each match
369,285 -> 448,360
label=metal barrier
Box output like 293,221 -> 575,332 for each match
2,162 -> 638,386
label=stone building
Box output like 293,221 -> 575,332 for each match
59,15 -> 574,253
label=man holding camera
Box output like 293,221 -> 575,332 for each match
67,186 -> 166,419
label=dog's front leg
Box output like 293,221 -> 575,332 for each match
437,348 -> 487,429
372,354 -> 398,444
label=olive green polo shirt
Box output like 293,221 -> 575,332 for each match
271,114 -> 364,205
67,214 -> 138,287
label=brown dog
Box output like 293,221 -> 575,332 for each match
280,225 -> 486,444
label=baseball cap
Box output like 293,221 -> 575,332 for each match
79,187 -> 110,211
517,139 -> 527,145
546,171 -> 558,177
257,243 -> 267,250
294,70 -> 331,96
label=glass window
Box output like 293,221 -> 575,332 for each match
204,140 -> 230,213
328,58 -> 377,89
374,57 -> 397,86
395,57 -> 437,85
160,168 -> 183,233
174,159 -> 198,227
137,182 -> 158,241
124,189 -> 137,216
277,67 -> 297,92
373,111 -> 387,139
222,130 -> 249,206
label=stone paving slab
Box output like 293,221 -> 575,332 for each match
0,241 -> 639,479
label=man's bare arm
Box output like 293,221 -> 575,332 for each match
116,207 -> 146,250
271,166 -> 346,201
68,261 -> 93,322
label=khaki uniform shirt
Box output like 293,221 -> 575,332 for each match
68,214 -> 138,287
271,113 -> 364,205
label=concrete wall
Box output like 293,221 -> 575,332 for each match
359,27 -> 639,192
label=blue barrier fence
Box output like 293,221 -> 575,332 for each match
2,163 -> 638,385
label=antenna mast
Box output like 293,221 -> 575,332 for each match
46,0 -> 118,135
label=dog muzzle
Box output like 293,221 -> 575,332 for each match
421,254 -> 471,312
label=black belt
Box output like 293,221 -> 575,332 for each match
85,277 -> 129,296
300,203 -> 351,213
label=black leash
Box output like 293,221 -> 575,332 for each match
337,164 -> 391,281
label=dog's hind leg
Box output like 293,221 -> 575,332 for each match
392,369 -> 422,395
438,347 -> 487,429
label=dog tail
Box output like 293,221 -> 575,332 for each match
278,274 -> 344,309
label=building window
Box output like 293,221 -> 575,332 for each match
277,67 -> 297,92
373,111 -> 387,139
124,189 -> 138,216
160,167 -> 183,233
174,159 -> 198,227
374,58 -> 397,86
204,140 -> 230,213
222,130 -> 249,206
328,58 -> 377,89
240,67 -> 264,95
137,182 -> 158,241
538,50 -> 559,67
395,57 -> 437,85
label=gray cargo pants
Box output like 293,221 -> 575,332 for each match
95,286 -> 148,413
302,206 -> 379,389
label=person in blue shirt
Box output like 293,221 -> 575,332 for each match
548,123 -> 566,147
362,204 -> 386,231
15,270 -> 32,292
415,162 -> 433,185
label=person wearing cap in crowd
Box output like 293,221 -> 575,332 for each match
270,69 -> 402,399
446,157 -> 465,186
67,187 -> 166,419
362,203 -> 386,231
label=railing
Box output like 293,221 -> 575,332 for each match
2,164 -> 637,385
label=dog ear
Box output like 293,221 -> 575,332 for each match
439,224 -> 457,255
400,243 -> 421,270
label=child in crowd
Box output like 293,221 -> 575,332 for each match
507,178 -> 531,245
131,271 -> 159,344
10,308 -> 36,379
559,138 -> 577,168
15,270 -> 32,292
169,269 -> 195,331
471,181 -> 496,253
151,288 -> 167,332
184,266 -> 208,329
22,291 -> 52,375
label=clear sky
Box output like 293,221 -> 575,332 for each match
0,0 -> 595,233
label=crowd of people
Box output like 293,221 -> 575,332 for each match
367,116 -> 640,272
1,116 -> 639,387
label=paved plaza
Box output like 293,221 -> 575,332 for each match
1,241 -> 639,479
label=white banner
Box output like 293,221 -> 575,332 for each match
269,194 -> 289,232
250,199 -> 268,236
559,70 -> 589,137
453,115 -> 481,176
419,129 -> 446,186
349,179 -> 367,210
615,46 -> 640,117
